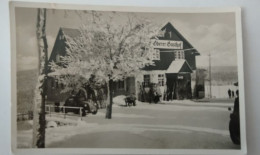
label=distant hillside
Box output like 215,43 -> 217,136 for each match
197,66 -> 238,85
211,66 -> 238,73
17,69 -> 38,113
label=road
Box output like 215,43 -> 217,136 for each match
47,98 -> 240,149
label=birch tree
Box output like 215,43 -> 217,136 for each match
32,8 -> 48,148
50,12 -> 162,119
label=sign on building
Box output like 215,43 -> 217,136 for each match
151,39 -> 183,49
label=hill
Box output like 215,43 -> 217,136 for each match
17,69 -> 38,113
197,66 -> 238,85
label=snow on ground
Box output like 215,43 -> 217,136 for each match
18,118 -> 230,148
17,118 -> 100,148
46,122 -> 230,147
131,101 -> 230,112
17,129 -> 33,148
113,95 -> 126,107
95,111 -> 154,118
17,98 -> 232,148
161,99 -> 233,107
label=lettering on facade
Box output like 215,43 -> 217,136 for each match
151,39 -> 183,49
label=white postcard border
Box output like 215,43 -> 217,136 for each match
10,1 -> 246,155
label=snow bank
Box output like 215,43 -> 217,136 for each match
113,95 -> 126,106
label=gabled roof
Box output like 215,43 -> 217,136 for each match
49,28 -> 81,63
60,27 -> 81,39
166,59 -> 193,74
160,22 -> 200,56
142,52 -> 175,71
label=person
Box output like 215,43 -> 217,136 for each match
229,90 -> 240,145
233,90 -> 239,116
232,90 -> 235,98
154,84 -> 162,103
96,89 -> 104,108
148,84 -> 155,104
228,89 -> 231,98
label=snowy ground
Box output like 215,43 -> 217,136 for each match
17,96 -> 239,149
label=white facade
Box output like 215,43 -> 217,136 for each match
135,70 -> 167,95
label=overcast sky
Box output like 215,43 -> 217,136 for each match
15,7 -> 237,71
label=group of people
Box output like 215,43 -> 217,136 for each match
138,83 -> 162,103
228,89 -> 236,98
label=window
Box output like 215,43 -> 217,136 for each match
165,30 -> 172,39
152,49 -> 160,60
175,50 -> 185,59
143,75 -> 150,87
118,80 -> 124,89
168,31 -> 172,38
158,74 -> 164,86
59,34 -> 64,40
55,79 -> 59,89
56,54 -> 60,62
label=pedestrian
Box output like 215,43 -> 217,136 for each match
229,90 -> 240,145
148,84 -> 154,104
154,84 -> 162,103
232,90 -> 235,98
228,89 -> 231,98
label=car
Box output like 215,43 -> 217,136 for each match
63,88 -> 98,116
229,112 -> 240,145
229,89 -> 240,145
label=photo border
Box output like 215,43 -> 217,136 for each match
10,1 -> 246,154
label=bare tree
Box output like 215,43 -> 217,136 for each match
32,8 -> 48,148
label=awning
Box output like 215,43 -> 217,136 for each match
166,59 -> 193,74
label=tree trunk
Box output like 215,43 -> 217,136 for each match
32,8 -> 48,148
105,79 -> 113,119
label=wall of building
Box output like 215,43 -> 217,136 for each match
46,77 -> 70,103
136,70 -> 167,94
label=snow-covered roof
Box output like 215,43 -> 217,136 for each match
60,27 -> 81,38
166,59 -> 193,73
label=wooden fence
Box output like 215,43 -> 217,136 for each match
45,105 -> 84,120
17,105 -> 84,121
17,111 -> 33,121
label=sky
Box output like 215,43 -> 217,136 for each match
15,7 -> 237,71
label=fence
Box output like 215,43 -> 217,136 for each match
17,105 -> 84,121
45,105 -> 84,120
17,111 -> 33,121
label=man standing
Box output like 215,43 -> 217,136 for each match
228,89 -> 231,98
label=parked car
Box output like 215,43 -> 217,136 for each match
64,88 -> 98,116
229,111 -> 240,145
229,90 -> 240,145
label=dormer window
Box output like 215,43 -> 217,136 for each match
59,34 -> 64,40
169,31 -> 172,38
175,50 -> 185,59
164,30 -> 172,39
56,54 -> 60,62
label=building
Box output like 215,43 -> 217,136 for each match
133,22 -> 200,100
46,27 -> 135,102
47,22 -> 200,103
46,28 -> 81,103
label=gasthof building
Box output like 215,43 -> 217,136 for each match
46,22 -> 200,103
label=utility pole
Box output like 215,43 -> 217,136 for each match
209,53 -> 212,99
